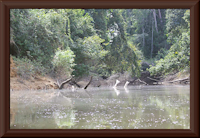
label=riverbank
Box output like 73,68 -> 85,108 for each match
10,57 -> 190,91
10,71 -> 190,91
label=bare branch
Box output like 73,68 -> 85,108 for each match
136,79 -> 148,85
55,77 -> 72,89
166,77 -> 189,84
59,77 -> 72,89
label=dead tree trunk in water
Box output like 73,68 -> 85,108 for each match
55,77 -> 72,89
84,76 -> 93,89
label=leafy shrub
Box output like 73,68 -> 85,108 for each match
148,32 -> 190,76
72,64 -> 89,77
71,35 -> 108,77
155,48 -> 168,60
12,56 -> 48,79
52,48 -> 75,78
148,10 -> 190,76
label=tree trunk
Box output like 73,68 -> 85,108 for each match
158,9 -> 162,23
142,27 -> 145,48
151,20 -> 154,59
152,9 -> 158,33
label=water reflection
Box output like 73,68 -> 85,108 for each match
124,87 -> 129,93
113,87 -> 120,96
10,85 -> 190,129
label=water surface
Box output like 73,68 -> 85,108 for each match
10,85 -> 190,129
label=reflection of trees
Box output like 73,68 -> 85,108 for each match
70,86 -> 189,129
112,86 -> 190,129
10,90 -> 75,129
53,109 -> 77,129
71,87 -> 145,129
10,86 -> 190,129
148,87 -> 190,129
10,99 -> 18,127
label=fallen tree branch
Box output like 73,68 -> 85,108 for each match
136,79 -> 148,85
54,77 -> 72,89
129,78 -> 138,83
147,77 -> 160,82
84,76 -> 93,89
166,77 -> 189,83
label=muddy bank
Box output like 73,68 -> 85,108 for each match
10,57 -> 190,91
10,56 -> 58,91
10,71 -> 190,91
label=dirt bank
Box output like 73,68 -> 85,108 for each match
10,57 -> 58,91
10,57 -> 190,91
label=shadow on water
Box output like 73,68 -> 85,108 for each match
10,85 -> 190,129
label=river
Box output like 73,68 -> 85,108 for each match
10,85 -> 190,129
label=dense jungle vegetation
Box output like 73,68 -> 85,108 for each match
10,9 -> 190,80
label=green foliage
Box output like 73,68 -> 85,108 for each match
12,56 -> 48,79
148,10 -> 190,76
82,35 -> 108,61
88,9 -> 109,42
155,48 -> 168,60
124,9 -> 168,59
10,9 -> 190,79
52,48 -> 75,77
10,9 -> 69,68
165,9 -> 188,45
66,9 -> 96,42
71,35 -> 108,77
72,64 -> 89,77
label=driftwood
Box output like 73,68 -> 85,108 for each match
55,77 -> 72,89
166,77 -> 189,84
148,77 -> 190,85
147,77 -> 163,85
135,79 -> 148,85
84,76 -> 93,89
54,76 -> 93,90
147,77 -> 160,82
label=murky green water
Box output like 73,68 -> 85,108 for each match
10,85 -> 190,129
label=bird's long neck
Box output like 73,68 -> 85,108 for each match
113,80 -> 120,87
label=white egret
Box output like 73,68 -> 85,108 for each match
124,81 -> 130,88
113,79 -> 120,88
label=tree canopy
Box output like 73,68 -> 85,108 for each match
10,9 -> 190,79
